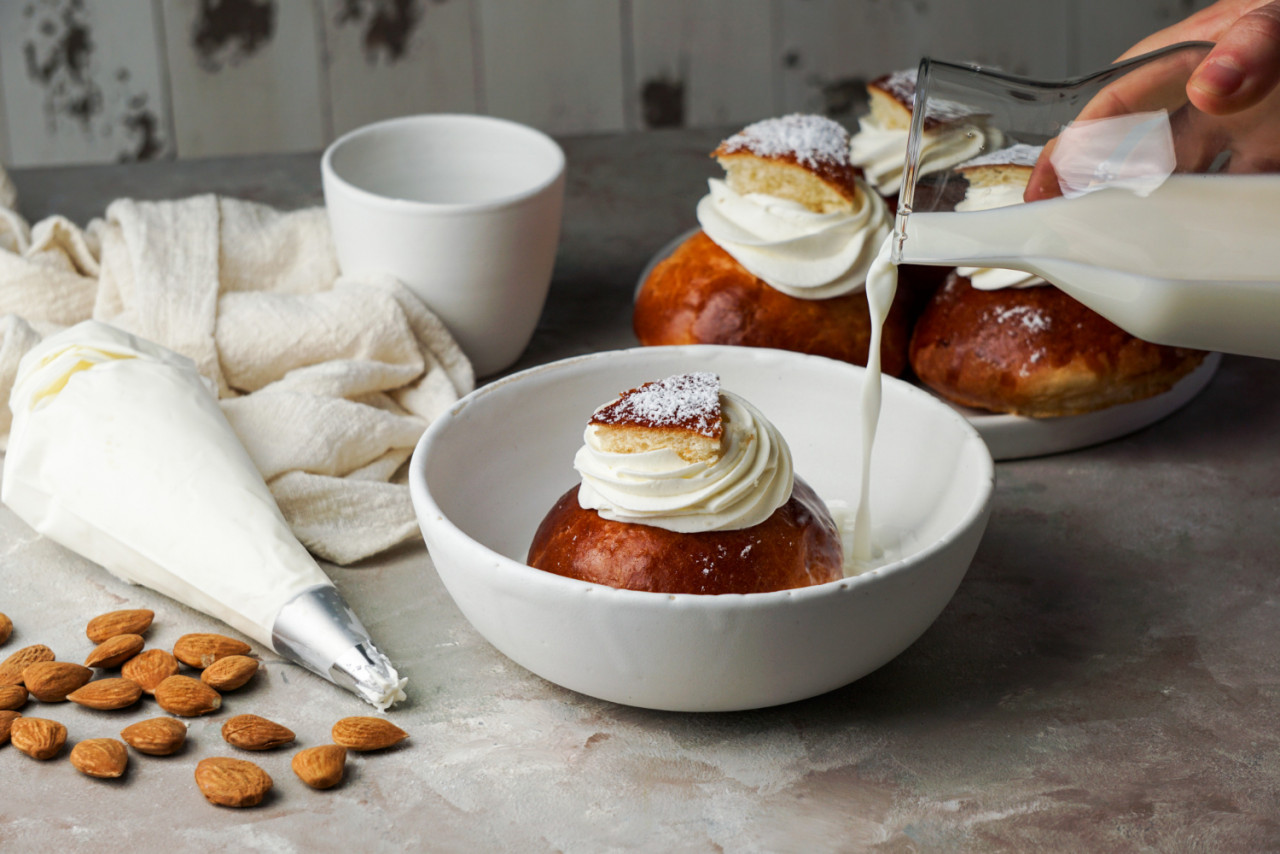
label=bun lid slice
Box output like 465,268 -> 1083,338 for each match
713,114 -> 862,214
867,68 -> 983,132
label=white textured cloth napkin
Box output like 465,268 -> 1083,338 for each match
0,166 -> 473,565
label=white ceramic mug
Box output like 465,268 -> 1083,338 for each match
322,114 -> 566,377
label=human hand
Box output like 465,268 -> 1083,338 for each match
1024,44 -> 1213,200
1026,3 -> 1280,200
1119,0 -> 1280,115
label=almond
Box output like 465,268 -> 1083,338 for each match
23,661 -> 92,701
84,633 -> 145,668
120,717 -> 187,756
67,677 -> 144,710
86,608 -> 154,644
173,633 -> 251,668
154,675 -> 222,716
121,648 -> 180,694
221,714 -> 295,751
0,644 -> 54,686
200,655 -> 258,691
0,612 -> 11,645
195,756 -> 273,807
292,744 -> 347,789
0,684 -> 27,711
331,716 -> 409,751
70,738 -> 129,778
0,710 -> 19,745
11,716 -> 67,759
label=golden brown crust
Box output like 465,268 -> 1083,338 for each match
634,231 -> 913,377
527,479 -> 844,595
909,272 -> 1208,417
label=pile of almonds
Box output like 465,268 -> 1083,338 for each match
0,607 -> 409,808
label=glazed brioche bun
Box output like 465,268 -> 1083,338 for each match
910,149 -> 1206,417
527,479 -> 844,595
528,372 -> 844,595
635,114 -> 914,374
634,230 -> 913,377
910,271 -> 1207,417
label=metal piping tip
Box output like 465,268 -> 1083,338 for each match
272,583 -> 407,711
331,641 -> 408,711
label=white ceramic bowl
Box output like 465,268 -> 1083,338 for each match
409,346 -> 994,712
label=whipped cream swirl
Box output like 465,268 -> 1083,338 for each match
849,119 -> 995,197
574,390 -> 793,533
954,155 -> 1046,290
956,265 -> 1044,290
954,182 -> 1026,214
695,177 -> 891,299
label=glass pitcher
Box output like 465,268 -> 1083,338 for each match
892,42 -> 1280,359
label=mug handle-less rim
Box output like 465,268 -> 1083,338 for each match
321,113 -> 566,216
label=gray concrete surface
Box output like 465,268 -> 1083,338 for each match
1,130 -> 1278,851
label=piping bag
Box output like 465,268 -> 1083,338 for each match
1,321 -> 407,710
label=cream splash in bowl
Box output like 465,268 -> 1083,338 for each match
408,345 -> 993,712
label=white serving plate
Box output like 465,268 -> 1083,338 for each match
409,345 -> 994,712
637,229 -> 1220,461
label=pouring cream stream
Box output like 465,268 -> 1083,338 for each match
850,235 -> 898,566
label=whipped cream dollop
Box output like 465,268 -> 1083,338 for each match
954,182 -> 1026,213
956,265 -> 1044,290
953,182 -> 1043,288
575,390 -> 793,533
955,144 -> 1047,290
3,321 -> 406,709
849,69 -> 998,196
850,121 -> 994,197
696,177 -> 891,299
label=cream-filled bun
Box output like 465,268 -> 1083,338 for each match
849,69 -> 1001,197
909,147 -> 1207,417
635,115 -> 915,376
527,373 -> 843,594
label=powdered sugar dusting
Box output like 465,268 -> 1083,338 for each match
876,68 -> 920,105
959,143 -> 1044,170
719,114 -> 852,171
591,372 -> 722,438
994,304 -> 1051,333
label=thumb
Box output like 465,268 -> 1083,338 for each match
1188,0 -> 1280,113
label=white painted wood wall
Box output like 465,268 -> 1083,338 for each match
0,0 -> 1210,168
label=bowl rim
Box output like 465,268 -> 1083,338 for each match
409,345 -> 995,609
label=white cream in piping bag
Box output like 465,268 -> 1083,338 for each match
575,390 -> 793,534
696,177 -> 892,300
2,321 -> 406,710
